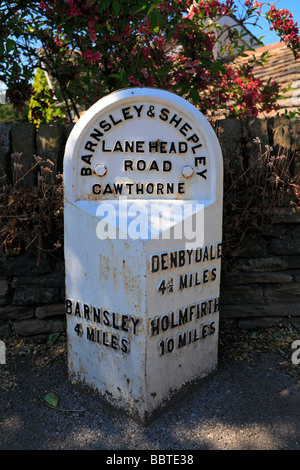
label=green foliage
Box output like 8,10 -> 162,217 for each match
0,102 -> 29,124
28,68 -> 66,127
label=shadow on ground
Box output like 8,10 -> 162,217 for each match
1,320 -> 300,450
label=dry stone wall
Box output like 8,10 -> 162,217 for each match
0,118 -> 299,337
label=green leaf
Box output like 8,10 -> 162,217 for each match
6,38 -> 15,54
150,9 -> 164,31
44,392 -> 59,408
112,0 -> 121,16
49,332 -> 60,345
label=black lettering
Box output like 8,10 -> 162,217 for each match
163,161 -> 172,171
187,132 -> 199,143
160,141 -> 167,153
136,141 -> 145,153
112,312 -> 119,330
99,120 -> 112,132
133,104 -> 143,117
166,182 -> 174,194
169,142 -> 176,153
150,317 -> 160,336
121,106 -> 133,120
74,302 -> 81,317
92,184 -> 101,195
196,169 -> 207,179
179,274 -> 187,290
178,250 -> 185,267
81,154 -> 93,165
113,140 -> 123,152
149,141 -> 158,152
179,122 -> 192,136
114,183 -> 123,194
93,307 -> 101,323
136,183 -> 143,194
179,307 -> 188,325
103,310 -> 110,326
170,311 -> 178,328
102,140 -> 112,152
169,113 -> 182,127
90,128 -> 104,141
157,183 -> 164,194
146,183 -> 154,194
161,253 -> 168,270
124,141 -> 134,152
121,338 -> 130,353
178,182 -> 185,194
87,326 -> 95,341
111,335 -> 119,350
195,156 -> 206,166
124,160 -> 133,171
103,183 -> 113,195
83,304 -> 90,320
81,167 -> 92,175
137,160 -> 146,171
179,142 -> 188,153
170,251 -> 177,269
65,299 -> 72,314
151,255 -> 159,273
178,332 -> 186,348
109,113 -> 122,126
149,160 -> 159,171
84,141 -> 98,152
103,331 -> 110,346
159,108 -> 169,121
161,314 -> 169,331
131,317 -> 140,335
211,267 -> 217,281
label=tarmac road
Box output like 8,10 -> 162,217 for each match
0,331 -> 300,452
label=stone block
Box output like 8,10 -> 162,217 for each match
11,123 -> 36,186
220,285 -> 264,304
0,322 -> 12,338
269,227 -> 300,255
230,236 -> 269,258
264,284 -> 300,302
35,303 -> 65,318
268,117 -> 291,156
215,118 -> 243,177
265,207 -> 300,224
0,278 -> 9,305
220,302 -> 300,318
13,286 -> 60,305
0,306 -> 34,320
12,272 -> 64,289
221,271 -> 293,286
244,118 -> 269,166
0,254 -> 53,276
233,255 -> 300,272
13,318 -> 65,336
36,122 -> 66,176
0,123 -> 12,182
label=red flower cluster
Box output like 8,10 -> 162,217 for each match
267,5 -> 300,57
